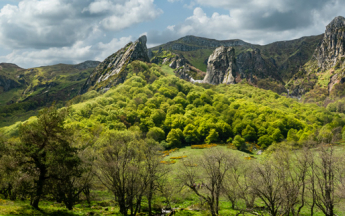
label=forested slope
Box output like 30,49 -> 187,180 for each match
3,60 -> 342,150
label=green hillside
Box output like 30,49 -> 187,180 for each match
1,60 -> 345,216
2,60 -> 342,148
0,62 -> 98,127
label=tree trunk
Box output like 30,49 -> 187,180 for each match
31,168 -> 46,210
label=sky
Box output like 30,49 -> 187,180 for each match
0,0 -> 344,68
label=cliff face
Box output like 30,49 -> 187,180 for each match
316,16 -> 345,70
237,48 -> 279,84
203,46 -> 238,85
80,36 -> 150,94
286,16 -> 345,100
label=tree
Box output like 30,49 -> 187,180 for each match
258,135 -> 273,148
251,161 -> 284,216
183,124 -> 199,144
233,135 -> 246,151
166,128 -> 183,148
147,127 -> 165,142
242,125 -> 256,142
180,149 -> 232,216
312,146 -> 344,216
205,129 -> 219,144
215,122 -> 232,142
95,131 -> 166,216
50,149 -> 94,210
15,106 -> 79,210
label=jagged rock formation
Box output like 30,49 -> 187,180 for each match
316,16 -> 345,69
203,46 -> 238,84
148,49 -> 153,59
237,48 -> 279,84
169,55 -> 187,69
174,64 -> 206,82
286,16 -> 345,100
80,36 -> 150,94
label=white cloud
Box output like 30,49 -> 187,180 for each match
148,0 -> 345,45
85,0 -> 163,31
0,0 -> 161,49
0,36 -> 133,68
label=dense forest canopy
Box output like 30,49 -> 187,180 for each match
2,60 -> 344,149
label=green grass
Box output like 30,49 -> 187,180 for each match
161,65 -> 175,76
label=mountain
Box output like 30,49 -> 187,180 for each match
0,61 -> 99,126
286,16 -> 345,104
149,35 -> 323,82
80,36 -> 150,94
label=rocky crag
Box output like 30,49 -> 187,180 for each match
80,36 -> 150,94
203,47 -> 238,84
287,16 -> 345,101
316,16 -> 345,70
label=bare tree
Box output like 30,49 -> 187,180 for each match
95,131 -> 166,216
312,146 -> 344,216
251,159 -> 284,216
179,148 -> 232,216
223,155 -> 256,210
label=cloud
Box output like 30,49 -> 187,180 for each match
148,0 -> 345,45
0,0 -> 161,49
0,36 -> 133,68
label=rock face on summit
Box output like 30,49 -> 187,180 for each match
316,16 -> 345,69
237,48 -> 279,83
80,36 -> 150,94
203,46 -> 238,85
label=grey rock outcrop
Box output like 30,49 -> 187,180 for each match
80,36 -> 150,94
148,49 -> 153,59
316,16 -> 345,69
237,48 -> 279,83
169,55 -> 187,69
203,46 -> 238,85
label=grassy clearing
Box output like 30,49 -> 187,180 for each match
161,65 -> 176,76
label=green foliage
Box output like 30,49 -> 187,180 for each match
1,60 -> 342,151
166,128 -> 183,148
242,125 -> 256,142
147,127 -> 165,142
233,135 -> 246,151
258,135 -> 273,148
205,129 -> 219,144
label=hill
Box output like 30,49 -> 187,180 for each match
0,61 -> 99,127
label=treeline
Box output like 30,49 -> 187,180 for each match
179,146 -> 345,216
1,106 -> 345,215
0,106 -> 169,216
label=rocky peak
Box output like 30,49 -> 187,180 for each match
316,16 -> 345,69
203,46 -> 238,85
326,16 -> 345,33
80,35 -> 150,94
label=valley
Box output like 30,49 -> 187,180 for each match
0,15 -> 345,216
